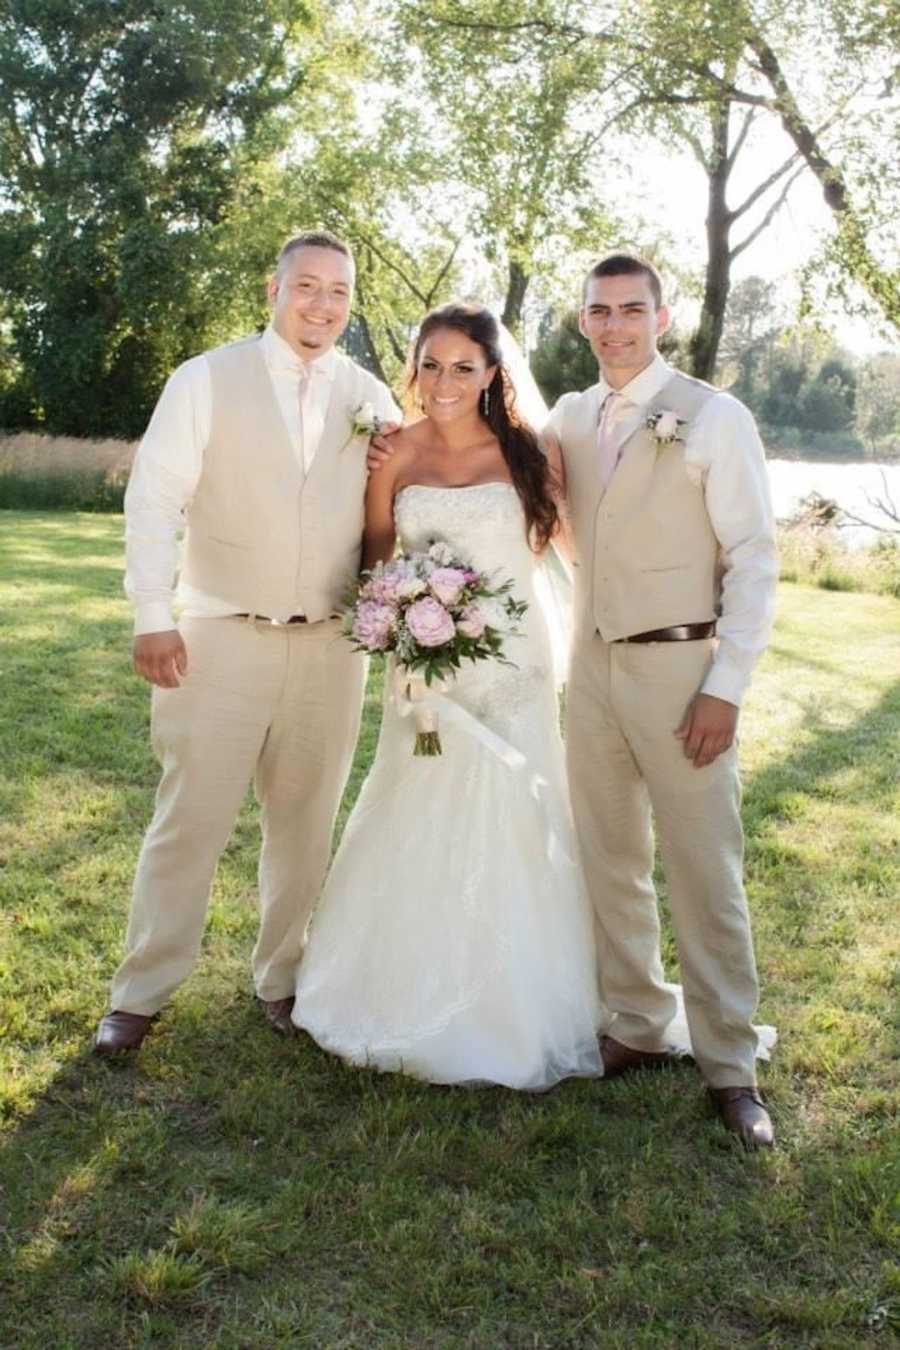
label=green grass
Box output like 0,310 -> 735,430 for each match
1,509 -> 898,1349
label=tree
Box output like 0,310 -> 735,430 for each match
799,356 -> 856,434
420,1 -> 899,365
0,0 -> 323,436
855,353 -> 900,457
529,310 -> 597,406
390,0 -> 620,337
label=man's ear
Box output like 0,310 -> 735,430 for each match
266,274 -> 279,305
655,304 -> 671,337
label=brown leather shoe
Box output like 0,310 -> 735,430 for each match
258,995 -> 296,1036
599,1034 -> 675,1079
710,1086 -> 774,1149
94,1010 -> 155,1055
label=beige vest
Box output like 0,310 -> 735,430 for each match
559,371 -> 720,640
180,337 -> 388,622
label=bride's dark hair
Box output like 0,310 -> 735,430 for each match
407,303 -> 558,551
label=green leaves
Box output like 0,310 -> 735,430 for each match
0,0 -> 322,435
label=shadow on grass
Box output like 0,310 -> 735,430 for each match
2,997 -> 719,1347
743,675 -> 900,821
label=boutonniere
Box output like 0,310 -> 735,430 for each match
350,402 -> 382,440
646,409 -> 686,446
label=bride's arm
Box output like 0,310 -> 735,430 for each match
362,436 -> 418,570
362,459 -> 399,571
542,430 -> 576,564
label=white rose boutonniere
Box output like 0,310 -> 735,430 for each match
646,409 -> 686,446
350,401 -> 382,439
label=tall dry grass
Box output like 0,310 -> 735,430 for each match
0,430 -> 136,476
0,431 -> 136,510
778,524 -> 900,598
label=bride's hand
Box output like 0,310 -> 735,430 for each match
367,421 -> 402,472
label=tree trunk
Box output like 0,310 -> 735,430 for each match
501,259 -> 530,338
689,99 -> 733,382
346,311 -> 390,385
748,30 -> 900,331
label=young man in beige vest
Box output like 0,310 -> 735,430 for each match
544,253 -> 778,1147
94,231 -> 400,1054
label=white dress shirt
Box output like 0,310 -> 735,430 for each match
124,326 -> 397,635
582,353 -> 778,707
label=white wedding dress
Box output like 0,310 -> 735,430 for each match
292,482 -> 606,1089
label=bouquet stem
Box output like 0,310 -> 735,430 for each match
414,730 -> 442,756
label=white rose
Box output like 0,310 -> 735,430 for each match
397,577 -> 427,600
655,410 -> 680,440
428,541 -> 455,566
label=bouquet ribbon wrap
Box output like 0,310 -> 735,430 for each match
392,663 -> 526,769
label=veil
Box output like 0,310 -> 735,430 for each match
497,320 -> 574,687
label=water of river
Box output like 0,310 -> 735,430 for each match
767,459 -> 900,547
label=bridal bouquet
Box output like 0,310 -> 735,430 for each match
344,541 -> 527,755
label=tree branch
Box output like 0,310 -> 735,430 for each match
730,162 -> 806,260
731,148 -> 803,222
422,236 -> 463,309
726,106 -> 756,174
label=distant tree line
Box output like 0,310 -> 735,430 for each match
530,276 -> 900,461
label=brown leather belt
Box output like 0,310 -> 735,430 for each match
613,621 -> 716,644
234,613 -> 307,625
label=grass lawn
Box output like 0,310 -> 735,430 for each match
1,510 -> 898,1349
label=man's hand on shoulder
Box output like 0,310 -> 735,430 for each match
366,421 -> 402,472
675,693 -> 738,768
133,630 -> 188,688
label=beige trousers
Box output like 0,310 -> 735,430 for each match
110,616 -> 366,1014
566,630 -> 760,1088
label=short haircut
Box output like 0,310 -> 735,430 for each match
583,253 -> 663,308
276,230 -> 354,276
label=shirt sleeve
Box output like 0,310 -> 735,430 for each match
542,395 -> 567,445
373,378 -> 402,426
687,393 -> 778,706
123,357 -> 210,635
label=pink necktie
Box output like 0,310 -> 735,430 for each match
297,364 -> 311,472
597,391 -> 624,490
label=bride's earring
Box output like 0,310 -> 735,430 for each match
482,387 -> 490,416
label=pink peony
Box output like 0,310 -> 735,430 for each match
429,567 -> 468,606
368,571 -> 404,604
456,603 -> 486,639
405,596 -> 455,648
352,600 -> 396,650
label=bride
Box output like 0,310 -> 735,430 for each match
291,303 -> 606,1088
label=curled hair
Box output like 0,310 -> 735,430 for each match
407,303 -> 558,551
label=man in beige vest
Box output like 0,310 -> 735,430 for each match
544,253 -> 778,1147
94,231 -> 400,1054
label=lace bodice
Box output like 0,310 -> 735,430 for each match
394,482 -> 536,582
